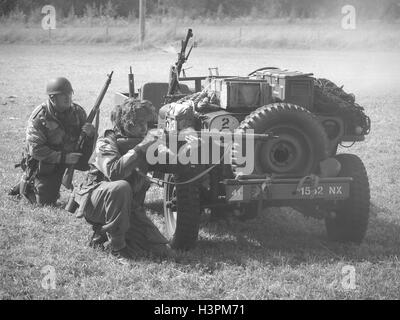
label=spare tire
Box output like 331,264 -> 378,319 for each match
233,103 -> 329,176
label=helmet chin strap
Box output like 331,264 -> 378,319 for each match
48,95 -> 69,118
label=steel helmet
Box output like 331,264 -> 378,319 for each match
46,77 -> 74,95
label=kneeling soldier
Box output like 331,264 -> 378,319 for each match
11,77 -> 95,205
75,99 -> 170,260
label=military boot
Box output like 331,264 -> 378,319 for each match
88,225 -> 108,249
8,182 -> 20,196
111,246 -> 137,265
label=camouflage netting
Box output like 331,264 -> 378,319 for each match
176,90 -> 220,112
313,78 -> 371,135
111,98 -> 156,137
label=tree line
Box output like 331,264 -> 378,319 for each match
1,0 -> 399,20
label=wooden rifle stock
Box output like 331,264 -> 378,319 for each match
62,71 -> 114,190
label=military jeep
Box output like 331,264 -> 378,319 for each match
115,34 -> 371,251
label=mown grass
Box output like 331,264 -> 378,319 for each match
0,44 -> 400,300
0,18 -> 399,50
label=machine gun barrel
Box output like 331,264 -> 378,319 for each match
166,29 -> 193,99
186,132 -> 275,141
149,129 -> 276,142
176,28 -> 193,75
128,66 -> 135,98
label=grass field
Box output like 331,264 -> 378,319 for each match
0,44 -> 400,300
1,18 -> 400,50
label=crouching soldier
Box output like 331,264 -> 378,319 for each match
75,99 -> 171,261
10,77 -> 95,205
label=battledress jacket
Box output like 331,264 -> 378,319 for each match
75,129 -> 150,218
26,101 -> 92,171
75,130 -> 170,253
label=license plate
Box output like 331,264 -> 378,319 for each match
294,184 -> 348,199
226,182 -> 350,202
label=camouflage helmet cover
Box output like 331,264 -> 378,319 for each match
46,77 -> 74,95
111,98 -> 156,137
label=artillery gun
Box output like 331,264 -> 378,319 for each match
115,29 -> 371,250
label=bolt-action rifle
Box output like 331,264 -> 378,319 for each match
62,71 -> 114,191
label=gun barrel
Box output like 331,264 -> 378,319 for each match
177,29 -> 193,74
166,29 -> 194,102
151,129 -> 275,141
129,66 -> 135,98
87,71 -> 113,123
190,132 -> 274,141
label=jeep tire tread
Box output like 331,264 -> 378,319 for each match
163,173 -> 201,250
325,154 -> 370,243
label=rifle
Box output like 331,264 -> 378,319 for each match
62,71 -> 114,191
165,29 -> 194,103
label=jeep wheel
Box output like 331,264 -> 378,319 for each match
325,154 -> 370,243
163,173 -> 201,250
233,103 -> 328,176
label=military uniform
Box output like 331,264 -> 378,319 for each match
26,101 -> 93,205
75,99 -> 169,258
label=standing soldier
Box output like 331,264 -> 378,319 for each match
75,99 -> 171,261
10,77 -> 95,205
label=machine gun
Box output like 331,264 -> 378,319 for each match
165,29 -> 194,103
63,71 -> 114,191
128,66 -> 135,98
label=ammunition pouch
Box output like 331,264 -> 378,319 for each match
15,152 -> 34,171
67,170 -> 103,215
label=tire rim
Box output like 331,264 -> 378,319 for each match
163,174 -> 177,238
256,124 -> 314,174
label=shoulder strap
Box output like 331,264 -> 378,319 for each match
30,103 -> 46,120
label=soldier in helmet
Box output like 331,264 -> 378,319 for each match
75,98 -> 171,261
10,77 -> 95,205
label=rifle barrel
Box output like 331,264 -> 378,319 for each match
87,71 -> 113,123
151,129 -> 275,141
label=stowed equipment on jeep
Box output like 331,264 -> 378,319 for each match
114,29 -> 371,250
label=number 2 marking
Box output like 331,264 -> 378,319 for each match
221,118 -> 230,130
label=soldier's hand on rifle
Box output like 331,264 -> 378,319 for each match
65,153 -> 83,165
82,123 -> 96,138
136,131 -> 159,153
